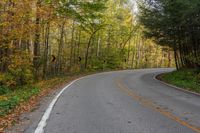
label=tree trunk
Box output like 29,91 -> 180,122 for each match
57,21 -> 65,74
84,35 -> 93,69
43,22 -> 50,79
33,0 -> 41,79
69,20 -> 75,70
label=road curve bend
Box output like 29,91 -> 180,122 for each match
32,68 -> 200,133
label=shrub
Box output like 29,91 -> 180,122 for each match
196,73 -> 200,84
0,86 -> 11,95
0,96 -> 20,116
1,51 -> 34,88
0,86 -> 40,116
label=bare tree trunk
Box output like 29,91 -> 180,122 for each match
77,30 -> 81,58
33,0 -> 41,79
84,35 -> 93,69
136,37 -> 141,68
127,40 -> 131,67
69,20 -> 75,70
97,35 -> 101,57
73,30 -> 78,65
131,37 -> 136,68
57,21 -> 65,74
43,22 -> 50,79
168,50 -> 172,68
84,29 -> 100,69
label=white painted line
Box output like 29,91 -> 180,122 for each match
153,74 -> 200,97
34,71 -> 114,133
34,78 -> 81,133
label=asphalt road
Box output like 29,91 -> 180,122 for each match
36,68 -> 200,133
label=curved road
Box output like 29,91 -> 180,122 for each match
35,68 -> 200,133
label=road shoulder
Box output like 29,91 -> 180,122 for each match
155,73 -> 200,97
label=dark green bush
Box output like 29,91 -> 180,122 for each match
0,86 -> 11,95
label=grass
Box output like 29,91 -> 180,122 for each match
0,86 -> 39,116
161,69 -> 200,93
0,75 -> 73,116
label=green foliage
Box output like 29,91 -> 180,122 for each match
0,86 -> 11,95
89,47 -> 126,70
138,0 -> 200,69
0,96 -> 20,116
104,50 -> 125,69
13,87 -> 40,101
0,86 -> 39,116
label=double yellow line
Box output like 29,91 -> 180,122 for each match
115,78 -> 200,133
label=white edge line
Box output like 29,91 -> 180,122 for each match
153,74 -> 200,97
34,78 -> 81,133
34,71 -> 115,133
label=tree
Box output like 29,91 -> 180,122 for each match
138,0 -> 200,69
0,0 -> 173,89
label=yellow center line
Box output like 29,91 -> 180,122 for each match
115,78 -> 200,133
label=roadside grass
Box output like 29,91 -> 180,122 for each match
0,75 -> 73,117
161,69 -> 200,93
0,71 -> 99,131
0,86 -> 39,116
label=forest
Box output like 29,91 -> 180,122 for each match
0,0 -> 200,130
139,0 -> 200,69
138,0 -> 200,94
0,0 -> 172,88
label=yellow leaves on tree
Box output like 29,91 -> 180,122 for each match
2,51 -> 33,88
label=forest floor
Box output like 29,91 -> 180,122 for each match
158,69 -> 200,94
0,71 -> 100,132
